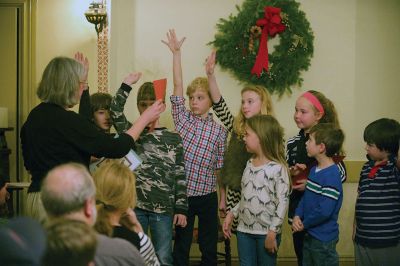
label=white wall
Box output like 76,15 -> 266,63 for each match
109,0 -> 400,161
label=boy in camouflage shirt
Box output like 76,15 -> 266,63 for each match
110,72 -> 188,266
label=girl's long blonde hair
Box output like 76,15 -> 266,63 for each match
233,86 -> 274,136
92,160 -> 136,236
246,115 -> 287,168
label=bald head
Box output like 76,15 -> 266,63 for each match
41,163 -> 96,218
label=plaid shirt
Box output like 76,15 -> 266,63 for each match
170,95 -> 227,197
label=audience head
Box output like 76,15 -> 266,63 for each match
245,115 -> 286,167
137,82 -> 156,115
186,77 -> 212,116
90,92 -> 112,132
43,218 -> 97,266
92,160 -> 136,236
295,90 -> 340,132
0,217 -> 46,266
37,56 -> 86,108
234,85 -> 274,136
308,123 -> 345,157
41,163 -> 97,225
363,118 -> 400,158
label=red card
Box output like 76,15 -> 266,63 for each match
153,78 -> 167,101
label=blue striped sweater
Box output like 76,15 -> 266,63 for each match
355,157 -> 400,248
295,164 -> 343,242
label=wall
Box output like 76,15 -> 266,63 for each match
36,0 -> 98,102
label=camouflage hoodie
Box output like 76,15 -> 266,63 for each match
111,83 -> 188,215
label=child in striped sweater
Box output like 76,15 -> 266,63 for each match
292,123 -> 345,266
353,118 -> 400,266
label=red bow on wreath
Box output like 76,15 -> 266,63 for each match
251,6 -> 286,77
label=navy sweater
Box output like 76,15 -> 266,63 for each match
295,164 -> 343,242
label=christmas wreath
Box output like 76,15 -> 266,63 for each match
210,0 -> 314,95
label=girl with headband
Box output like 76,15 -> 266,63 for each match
286,90 -> 347,266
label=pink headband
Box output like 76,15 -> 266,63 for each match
301,91 -> 324,115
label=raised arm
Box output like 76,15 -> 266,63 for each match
162,29 -> 186,97
75,52 -> 91,119
110,72 -> 142,134
205,50 -> 222,103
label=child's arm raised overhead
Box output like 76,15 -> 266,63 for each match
162,29 -> 186,97
205,51 -> 221,103
206,51 -> 234,132
110,72 -> 142,134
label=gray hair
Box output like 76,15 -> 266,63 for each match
41,163 -> 96,217
37,57 -> 85,107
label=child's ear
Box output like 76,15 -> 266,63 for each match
319,142 -> 326,154
316,111 -> 324,121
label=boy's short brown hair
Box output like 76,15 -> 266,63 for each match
309,123 -> 344,157
90,92 -> 112,114
186,77 -> 211,99
137,82 -> 156,104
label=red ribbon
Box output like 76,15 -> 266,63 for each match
251,6 -> 286,77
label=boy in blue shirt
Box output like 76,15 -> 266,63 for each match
292,123 -> 345,266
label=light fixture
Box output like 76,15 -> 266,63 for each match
84,1 -> 107,36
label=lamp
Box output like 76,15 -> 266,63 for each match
84,1 -> 107,36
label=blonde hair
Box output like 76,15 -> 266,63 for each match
246,115 -> 286,166
92,160 -> 136,236
233,86 -> 274,136
37,57 -> 85,107
186,77 -> 211,99
304,90 -> 340,128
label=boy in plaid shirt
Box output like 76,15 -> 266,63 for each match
163,29 -> 227,266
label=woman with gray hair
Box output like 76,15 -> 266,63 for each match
21,53 -> 165,223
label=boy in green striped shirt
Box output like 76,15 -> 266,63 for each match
292,123 -> 345,266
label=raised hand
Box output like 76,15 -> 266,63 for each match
205,50 -> 216,76
74,52 -> 89,83
161,29 -> 186,54
123,72 -> 142,86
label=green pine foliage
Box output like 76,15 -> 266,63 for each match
209,0 -> 314,95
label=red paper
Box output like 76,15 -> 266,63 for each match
153,78 -> 167,101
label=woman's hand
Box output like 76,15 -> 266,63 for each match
74,52 -> 89,85
120,208 -> 143,233
141,100 -> 166,124
161,29 -> 186,54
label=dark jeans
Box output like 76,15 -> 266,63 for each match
303,233 -> 338,266
292,230 -> 306,266
173,192 -> 218,266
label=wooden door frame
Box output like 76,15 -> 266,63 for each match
0,0 -> 35,181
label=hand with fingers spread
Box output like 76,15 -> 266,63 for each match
74,52 -> 89,84
123,72 -> 142,86
205,50 -> 216,76
162,29 -> 186,54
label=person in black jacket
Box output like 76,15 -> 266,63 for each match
21,53 -> 165,223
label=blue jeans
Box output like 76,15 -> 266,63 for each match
237,231 -> 281,266
303,233 -> 338,266
135,208 -> 173,266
